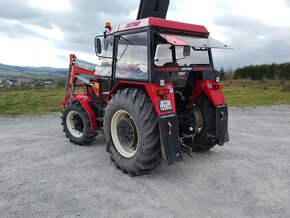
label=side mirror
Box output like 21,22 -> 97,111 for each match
183,46 -> 190,57
95,37 -> 102,55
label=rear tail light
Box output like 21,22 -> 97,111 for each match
157,88 -> 169,99
214,77 -> 223,90
214,83 -> 223,90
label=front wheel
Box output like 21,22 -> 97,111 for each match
62,100 -> 96,145
104,88 -> 162,176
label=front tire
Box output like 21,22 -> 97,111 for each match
62,100 -> 96,145
104,88 -> 162,176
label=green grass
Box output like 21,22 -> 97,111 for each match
0,87 -> 64,116
223,87 -> 290,107
1,86 -> 290,116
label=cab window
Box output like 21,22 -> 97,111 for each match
115,32 -> 148,80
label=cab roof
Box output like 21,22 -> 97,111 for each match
111,17 -> 209,35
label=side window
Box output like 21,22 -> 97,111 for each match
115,32 -> 148,80
95,36 -> 113,77
154,44 -> 172,66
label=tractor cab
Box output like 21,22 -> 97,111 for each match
95,17 -> 228,88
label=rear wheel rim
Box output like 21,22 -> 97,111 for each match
111,110 -> 138,158
66,111 -> 84,138
192,104 -> 203,133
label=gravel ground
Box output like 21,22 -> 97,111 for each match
0,105 -> 290,218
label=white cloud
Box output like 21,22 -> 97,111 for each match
0,36 -> 65,67
24,24 -> 64,40
167,0 -> 290,68
28,0 -> 71,11
0,0 -> 290,68
218,0 -> 290,27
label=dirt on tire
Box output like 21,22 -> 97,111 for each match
0,105 -> 289,217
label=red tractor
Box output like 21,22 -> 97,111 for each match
61,0 -> 229,176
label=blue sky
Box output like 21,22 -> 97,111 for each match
0,0 -> 290,69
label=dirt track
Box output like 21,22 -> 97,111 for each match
0,106 -> 290,217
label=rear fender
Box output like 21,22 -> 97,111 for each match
109,81 -> 176,115
71,94 -> 98,132
143,83 -> 176,116
191,80 -> 225,106
191,80 -> 229,144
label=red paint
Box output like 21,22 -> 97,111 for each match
125,21 -> 141,28
114,17 -> 209,35
61,54 -> 95,110
71,94 -> 98,132
109,81 -> 176,115
163,34 -> 188,46
90,81 -> 100,97
61,96 -> 69,111
154,67 -> 180,72
144,83 -> 176,115
109,81 -> 147,98
190,80 -> 225,106
148,17 -> 209,34
192,66 -> 213,71
154,66 -> 213,72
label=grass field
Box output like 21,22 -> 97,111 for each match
0,88 -> 64,116
0,85 -> 290,116
223,87 -> 290,107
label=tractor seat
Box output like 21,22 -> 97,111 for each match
153,62 -> 179,83
163,62 -> 178,68
163,62 -> 179,81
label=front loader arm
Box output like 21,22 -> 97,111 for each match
61,54 -> 96,110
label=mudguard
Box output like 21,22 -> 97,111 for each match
158,113 -> 182,165
215,104 -> 229,144
71,94 -> 98,132
192,80 -> 225,106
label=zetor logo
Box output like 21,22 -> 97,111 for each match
181,67 -> 192,71
125,21 -> 141,29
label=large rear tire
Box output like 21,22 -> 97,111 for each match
192,93 -> 217,151
104,88 -> 162,176
62,100 -> 96,145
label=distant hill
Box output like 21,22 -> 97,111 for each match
0,63 -> 68,82
0,63 -> 67,75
